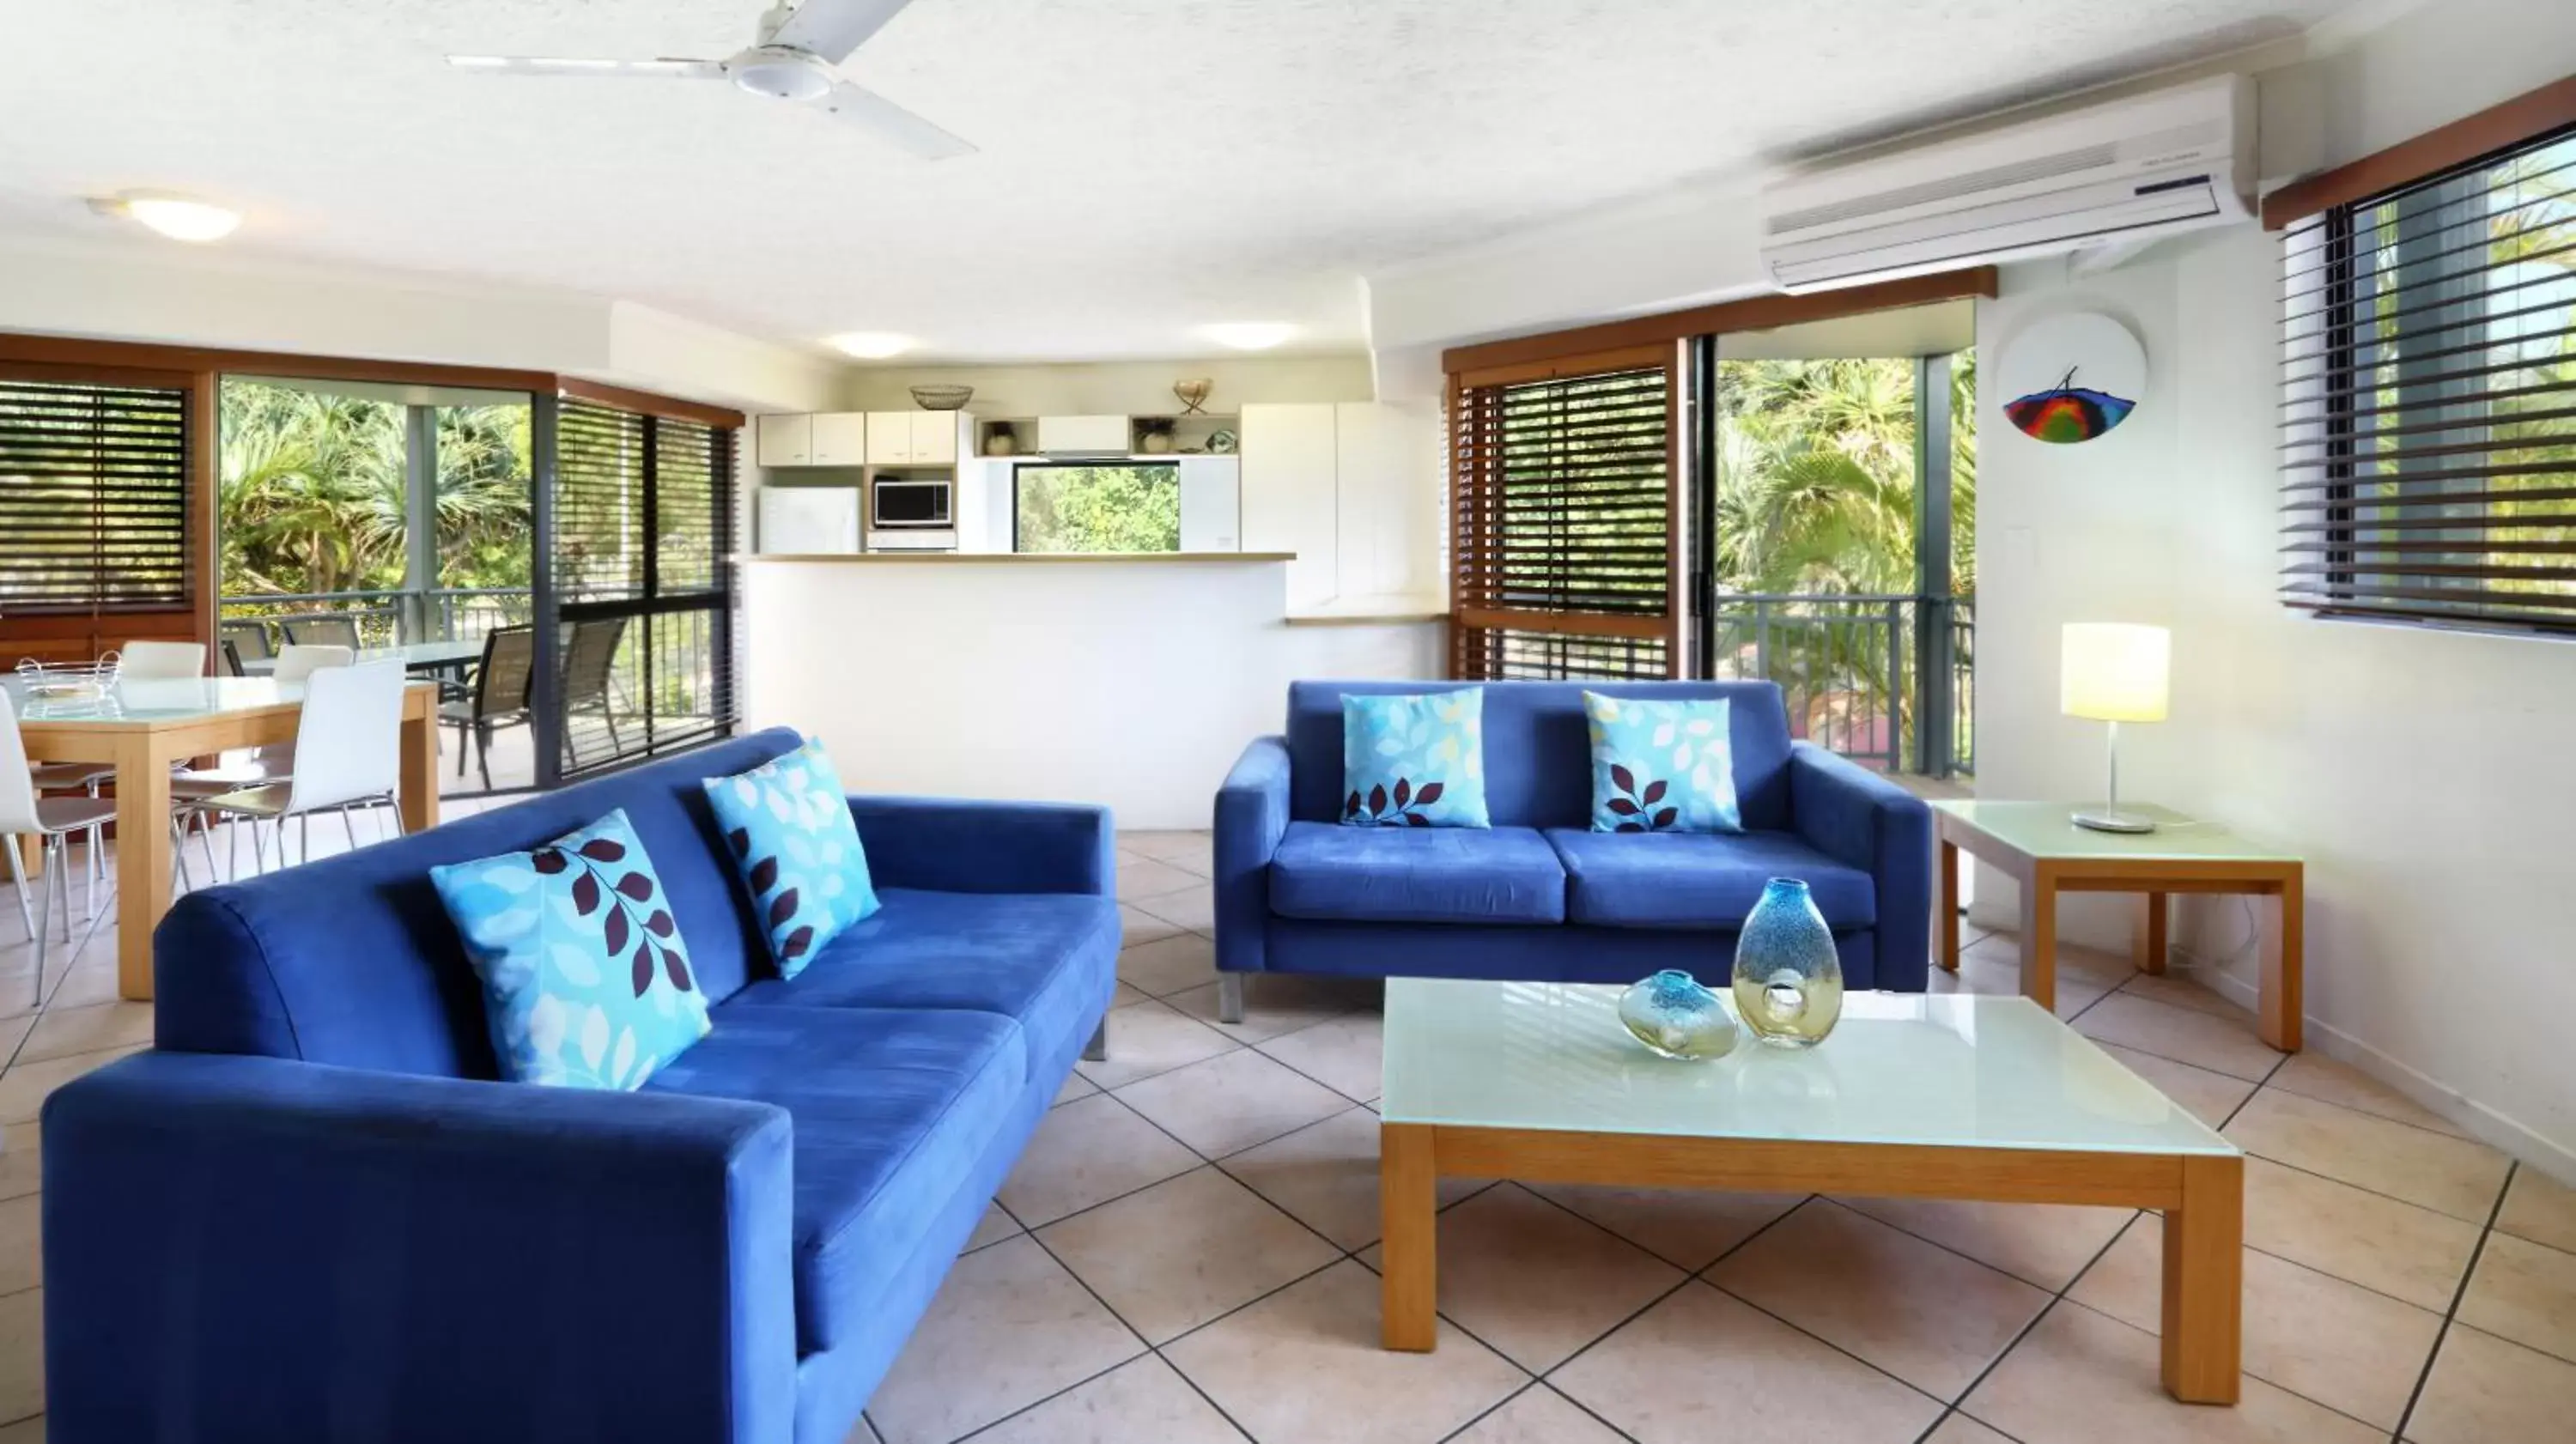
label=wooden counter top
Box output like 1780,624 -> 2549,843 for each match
736,552 -> 1296,565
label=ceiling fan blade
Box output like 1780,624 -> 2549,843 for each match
445,55 -> 725,79
767,0 -> 919,64
820,80 -> 975,160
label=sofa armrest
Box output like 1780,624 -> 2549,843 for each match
43,1053 -> 797,1444
1788,742 -> 1934,991
849,795 -> 1115,896
1213,736 -> 1292,974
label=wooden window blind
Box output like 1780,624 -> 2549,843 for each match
1451,349 -> 1679,680
554,399 -> 734,774
0,374 -> 191,611
2280,120 -> 2576,636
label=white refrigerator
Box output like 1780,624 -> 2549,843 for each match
757,486 -> 861,555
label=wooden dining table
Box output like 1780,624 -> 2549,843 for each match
6,674 -> 440,1000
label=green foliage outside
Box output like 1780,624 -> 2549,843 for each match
1711,354 -> 1976,597
217,378 -> 533,598
1014,465 -> 1181,553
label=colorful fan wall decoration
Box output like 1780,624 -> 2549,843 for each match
2005,367 -> 2136,443
1995,312 -> 2147,446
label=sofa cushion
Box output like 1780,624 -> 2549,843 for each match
1269,821 -> 1565,925
729,888 -> 1119,1071
1285,680 -> 1796,831
703,739 -> 882,978
1546,828 -> 1876,930
1340,689 -> 1490,828
155,727 -> 805,1080
430,807 -> 714,1089
645,1003 -> 1025,1356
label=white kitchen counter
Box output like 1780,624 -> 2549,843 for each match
739,553 -> 1443,828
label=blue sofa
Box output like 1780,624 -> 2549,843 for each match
1212,680 -> 1932,1018
41,728 -> 1118,1444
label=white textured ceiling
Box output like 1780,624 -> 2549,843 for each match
0,0 -> 2364,363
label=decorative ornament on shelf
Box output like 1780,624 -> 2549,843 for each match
1173,379 -> 1213,415
1617,969 -> 1739,1061
1139,424 -> 1174,455
1730,878 -> 1843,1047
908,384 -> 974,411
982,422 -> 1018,457
1207,428 -> 1238,455
1996,312 -> 2144,444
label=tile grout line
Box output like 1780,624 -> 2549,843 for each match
2391,1159 -> 2518,1444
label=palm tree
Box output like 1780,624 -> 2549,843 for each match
217,380 -> 532,605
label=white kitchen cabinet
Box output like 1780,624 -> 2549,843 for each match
1334,401 -> 1437,598
1178,457 -> 1241,552
1239,403 -> 1340,610
908,411 -> 959,464
865,411 -> 916,464
755,413 -> 811,468
1035,415 -> 1131,455
810,412 -> 868,466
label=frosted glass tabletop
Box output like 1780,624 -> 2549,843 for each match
1933,800 -> 2296,863
1380,980 -> 2235,1157
2,675 -> 309,725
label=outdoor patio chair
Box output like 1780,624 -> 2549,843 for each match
561,615 -> 629,770
279,615 -> 363,651
440,625 -> 534,792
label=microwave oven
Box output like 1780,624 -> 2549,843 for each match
872,477 -> 951,528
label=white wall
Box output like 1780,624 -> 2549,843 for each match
0,234 -> 843,413
842,355 -> 1376,416
1977,0 -> 2576,1172
740,559 -> 1442,828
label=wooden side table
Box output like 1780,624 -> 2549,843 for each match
1930,800 -> 2305,1053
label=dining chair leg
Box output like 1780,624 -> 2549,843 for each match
340,805 -> 361,853
195,810 -> 222,887
171,816 -> 195,897
3,838 -> 33,943
299,812 -> 312,865
31,836 -> 60,1011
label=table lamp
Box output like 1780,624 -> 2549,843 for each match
2061,622 -> 2168,834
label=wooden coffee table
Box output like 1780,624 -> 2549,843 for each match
1376,980 -> 2245,1405
1931,800 -> 2305,1052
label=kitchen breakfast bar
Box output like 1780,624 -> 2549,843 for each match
738,553 -> 1444,830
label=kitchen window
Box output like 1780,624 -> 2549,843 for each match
1013,463 -> 1180,554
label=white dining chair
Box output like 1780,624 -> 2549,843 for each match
1,692 -> 113,1008
195,660 -> 410,871
170,643 -> 355,889
117,640 -> 205,681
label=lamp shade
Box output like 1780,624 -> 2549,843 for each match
2061,623 -> 2169,723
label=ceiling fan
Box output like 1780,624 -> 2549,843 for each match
446,0 -> 974,161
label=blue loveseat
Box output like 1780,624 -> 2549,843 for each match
41,728 -> 1118,1444
1211,680 -> 1932,1018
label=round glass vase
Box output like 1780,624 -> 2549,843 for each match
1616,969 -> 1739,1061
1730,877 -> 1844,1048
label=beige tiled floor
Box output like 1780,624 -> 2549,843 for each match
5,829 -> 2573,1444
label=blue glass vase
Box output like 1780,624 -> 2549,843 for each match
1617,969 -> 1739,1061
1731,877 -> 1844,1048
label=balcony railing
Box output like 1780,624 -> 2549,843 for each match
218,587 -> 533,651
1705,592 -> 1973,777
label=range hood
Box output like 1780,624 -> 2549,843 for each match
1035,415 -> 1130,457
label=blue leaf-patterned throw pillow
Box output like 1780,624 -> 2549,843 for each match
1583,692 -> 1741,834
703,738 -> 880,978
1340,689 -> 1490,828
430,808 -> 713,1090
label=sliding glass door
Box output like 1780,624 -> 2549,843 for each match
551,399 -> 735,780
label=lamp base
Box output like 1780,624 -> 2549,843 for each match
2072,809 -> 2157,834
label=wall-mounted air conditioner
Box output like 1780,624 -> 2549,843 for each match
1759,75 -> 2256,293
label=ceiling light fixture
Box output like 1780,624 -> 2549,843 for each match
824,331 -> 914,360
1203,322 -> 1297,352
91,191 -> 241,243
